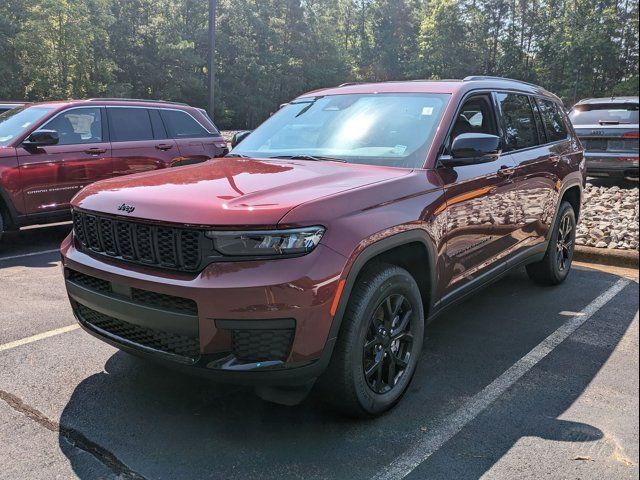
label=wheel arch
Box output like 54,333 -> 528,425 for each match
0,185 -> 19,230
561,185 -> 582,222
327,229 -> 437,346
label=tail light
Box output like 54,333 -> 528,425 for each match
623,131 -> 639,139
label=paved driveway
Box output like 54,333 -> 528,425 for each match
0,224 -> 638,480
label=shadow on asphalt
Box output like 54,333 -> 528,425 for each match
58,267 -> 636,479
0,223 -> 70,268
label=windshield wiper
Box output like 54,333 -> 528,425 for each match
270,154 -> 347,163
225,153 -> 250,158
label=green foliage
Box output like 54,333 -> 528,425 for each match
0,0 -> 637,127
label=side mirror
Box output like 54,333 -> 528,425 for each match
231,130 -> 252,149
441,133 -> 502,167
23,129 -> 59,147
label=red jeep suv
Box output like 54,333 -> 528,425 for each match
61,77 -> 585,416
0,99 -> 227,240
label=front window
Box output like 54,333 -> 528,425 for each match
231,93 -> 450,168
42,107 -> 102,145
0,106 -> 55,146
569,104 -> 639,125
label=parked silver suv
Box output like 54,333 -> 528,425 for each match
569,97 -> 639,180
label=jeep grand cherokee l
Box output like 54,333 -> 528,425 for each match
0,99 -> 227,241
569,96 -> 639,180
61,77 -> 585,416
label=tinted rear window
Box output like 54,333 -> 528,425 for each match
537,99 -> 569,142
108,108 -> 154,141
569,103 -> 639,125
160,110 -> 210,139
496,93 -> 539,151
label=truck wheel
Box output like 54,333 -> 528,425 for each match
526,201 -> 576,285
319,263 -> 424,417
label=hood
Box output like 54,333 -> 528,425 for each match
0,146 -> 17,159
72,157 -> 411,226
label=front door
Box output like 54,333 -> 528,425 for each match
437,94 -> 521,298
17,106 -> 111,215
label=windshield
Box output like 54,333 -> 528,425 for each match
231,93 -> 450,168
569,103 -> 639,125
0,106 -> 55,146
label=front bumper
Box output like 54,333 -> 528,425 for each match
585,152 -> 639,178
61,234 -> 347,385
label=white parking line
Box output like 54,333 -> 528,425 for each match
375,277 -> 631,480
0,249 -> 59,262
0,325 -> 79,353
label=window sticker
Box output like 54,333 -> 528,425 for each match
421,106 -> 434,116
391,144 -> 407,155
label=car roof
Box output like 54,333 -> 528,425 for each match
574,96 -> 639,106
297,76 -> 561,103
18,98 -> 196,110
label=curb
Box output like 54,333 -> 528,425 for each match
574,245 -> 639,269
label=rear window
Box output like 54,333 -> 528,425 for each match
160,110 -> 211,139
108,108 -> 154,142
496,93 -> 539,151
569,103 -> 639,125
537,99 -> 569,142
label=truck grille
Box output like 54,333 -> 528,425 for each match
73,210 -> 203,272
76,303 -> 200,360
66,269 -> 198,315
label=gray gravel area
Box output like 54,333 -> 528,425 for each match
578,182 -> 639,251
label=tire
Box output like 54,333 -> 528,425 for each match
526,201 -> 576,285
0,208 -> 4,243
319,263 -> 424,417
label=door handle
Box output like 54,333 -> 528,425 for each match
496,165 -> 515,178
155,143 -> 173,151
84,148 -> 106,155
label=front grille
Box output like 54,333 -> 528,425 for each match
231,328 -> 294,363
131,288 -> 197,315
72,210 -> 204,272
66,268 -> 197,316
76,303 -> 200,360
67,269 -> 111,293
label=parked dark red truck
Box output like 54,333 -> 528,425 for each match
61,77 -> 585,416
0,99 -> 227,239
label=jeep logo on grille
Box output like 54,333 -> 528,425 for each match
117,203 -> 136,214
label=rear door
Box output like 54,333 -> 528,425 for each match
107,107 -> 179,176
16,106 -> 112,215
159,108 -> 227,165
495,93 -> 560,251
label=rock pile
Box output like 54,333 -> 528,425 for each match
577,184 -> 639,251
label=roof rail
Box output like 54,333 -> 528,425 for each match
463,76 -> 538,88
87,98 -> 189,106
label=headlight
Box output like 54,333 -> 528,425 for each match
205,226 -> 325,257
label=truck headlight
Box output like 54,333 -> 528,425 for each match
205,227 -> 325,257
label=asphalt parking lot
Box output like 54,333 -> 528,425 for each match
0,223 -> 638,480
